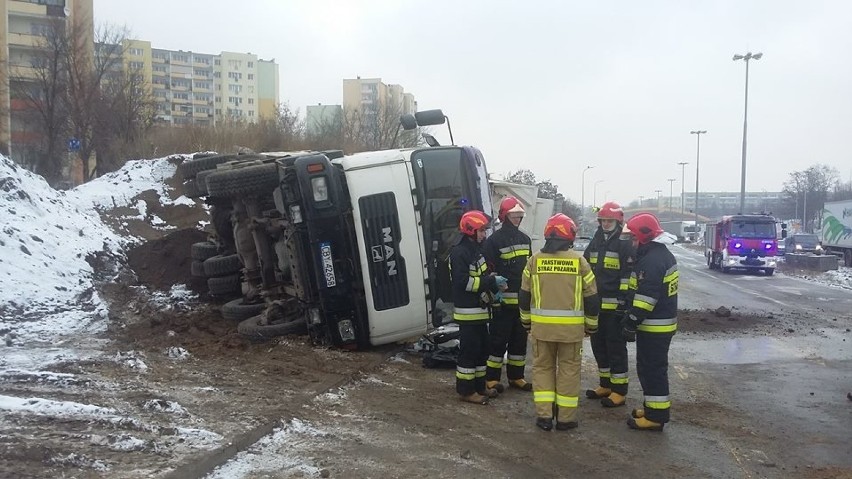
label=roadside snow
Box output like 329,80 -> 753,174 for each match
206,419 -> 325,479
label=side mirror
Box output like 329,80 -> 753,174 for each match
414,109 -> 446,126
781,230 -> 787,239
400,114 -> 417,131
422,133 -> 440,147
781,223 -> 787,229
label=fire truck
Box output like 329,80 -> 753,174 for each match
704,214 -> 782,276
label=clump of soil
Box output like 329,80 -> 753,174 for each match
678,308 -> 768,333
126,228 -> 208,293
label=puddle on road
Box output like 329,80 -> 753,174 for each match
671,329 -> 851,364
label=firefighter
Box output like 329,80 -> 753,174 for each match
621,213 -> 678,431
520,214 -> 599,431
450,210 -> 508,405
583,201 -> 635,407
483,197 -> 533,393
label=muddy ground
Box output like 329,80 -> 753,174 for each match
2,227 -> 850,478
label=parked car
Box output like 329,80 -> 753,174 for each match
784,234 -> 823,254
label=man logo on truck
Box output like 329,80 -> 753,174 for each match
382,227 -> 398,277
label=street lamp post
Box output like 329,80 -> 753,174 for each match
667,178 -> 676,212
733,52 -> 763,214
690,130 -> 707,231
580,165 -> 594,233
638,195 -> 645,208
604,190 -> 611,202
593,180 -> 604,207
677,161 -> 689,220
655,189 -> 662,214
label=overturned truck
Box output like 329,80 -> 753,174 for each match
181,111 -> 492,349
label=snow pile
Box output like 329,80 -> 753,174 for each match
0,155 -> 122,333
0,154 -> 193,345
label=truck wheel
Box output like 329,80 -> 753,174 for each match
221,298 -> 266,322
845,250 -> 852,267
191,241 -> 218,261
195,169 -> 216,197
178,154 -> 236,179
206,163 -> 279,199
203,254 -> 242,277
721,266 -> 731,274
191,260 -> 206,278
764,268 -> 775,276
182,179 -> 204,198
208,274 -> 241,296
237,314 -> 307,339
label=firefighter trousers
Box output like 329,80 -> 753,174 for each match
589,310 -> 629,395
486,306 -> 528,382
456,323 -> 489,397
636,331 -> 674,423
532,339 -> 581,422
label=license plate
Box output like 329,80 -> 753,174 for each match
320,242 -> 336,287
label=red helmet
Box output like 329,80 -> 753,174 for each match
626,213 -> 664,245
544,214 -> 577,241
597,201 -> 624,222
459,210 -> 489,236
498,196 -> 526,222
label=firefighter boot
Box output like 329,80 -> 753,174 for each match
509,379 -> 533,391
486,381 -> 505,394
460,393 -> 489,405
556,420 -> 578,431
627,416 -> 664,431
585,386 -> 611,399
481,387 -> 500,398
536,417 -> 553,431
631,408 -> 644,419
601,392 -> 626,408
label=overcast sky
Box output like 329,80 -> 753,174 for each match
93,0 -> 852,206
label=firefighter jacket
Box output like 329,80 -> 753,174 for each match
450,235 -> 497,323
626,241 -> 679,333
518,249 -> 600,342
583,227 -> 635,312
483,222 -> 532,307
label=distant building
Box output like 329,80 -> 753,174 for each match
682,191 -> 783,215
306,104 -> 343,137
342,77 -> 416,117
129,43 -> 279,126
0,0 -> 94,163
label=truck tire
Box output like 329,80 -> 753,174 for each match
191,241 -> 218,261
203,254 -> 242,277
195,169 -> 216,196
206,163 -> 279,199
191,260 -> 206,278
182,179 -> 204,198
721,266 -> 731,274
764,268 -> 775,276
221,298 -> 266,322
179,154 -> 236,179
237,314 -> 307,339
208,274 -> 241,296
845,250 -> 852,267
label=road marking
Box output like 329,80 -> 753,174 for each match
674,365 -> 688,380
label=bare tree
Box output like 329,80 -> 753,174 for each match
65,20 -> 130,181
782,164 -> 840,229
8,18 -> 69,184
343,101 -> 421,153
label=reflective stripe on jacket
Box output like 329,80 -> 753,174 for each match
520,250 -> 598,342
626,241 -> 678,333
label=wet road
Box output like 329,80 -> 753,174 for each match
671,245 -> 852,318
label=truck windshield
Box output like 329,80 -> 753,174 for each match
411,147 -> 481,307
730,221 -> 776,238
794,234 -> 819,246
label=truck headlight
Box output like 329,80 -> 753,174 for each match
311,176 -> 328,202
815,244 -> 823,251
338,319 -> 356,342
795,244 -> 802,250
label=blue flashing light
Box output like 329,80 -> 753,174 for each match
734,242 -> 742,249
459,197 -> 469,206
764,243 -> 773,250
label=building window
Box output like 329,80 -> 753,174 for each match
248,110 -> 254,117
215,109 -> 222,115
248,86 -> 255,94
215,96 -> 221,103
129,48 -> 144,56
213,72 -> 221,78
227,72 -> 243,81
129,61 -> 144,70
248,98 -> 254,105
214,59 -> 221,66
248,74 -> 254,80
228,84 -> 242,93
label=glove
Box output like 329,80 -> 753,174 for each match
494,291 -> 504,303
621,314 -> 638,342
494,275 -> 508,291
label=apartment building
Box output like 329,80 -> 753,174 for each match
127,45 -> 278,126
682,191 -> 783,215
0,0 -> 93,159
342,77 -> 416,117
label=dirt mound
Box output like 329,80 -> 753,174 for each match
127,228 -> 208,292
678,308 -> 768,333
